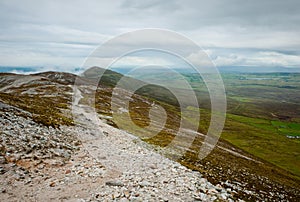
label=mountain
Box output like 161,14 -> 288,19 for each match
0,69 -> 299,201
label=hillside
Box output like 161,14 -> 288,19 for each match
0,69 -> 299,201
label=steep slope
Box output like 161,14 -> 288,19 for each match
0,72 -> 231,201
0,70 -> 299,201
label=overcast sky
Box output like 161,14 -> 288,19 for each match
0,0 -> 300,73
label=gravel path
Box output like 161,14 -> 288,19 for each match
0,87 -> 235,201
71,86 -> 234,201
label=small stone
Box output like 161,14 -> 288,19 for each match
199,193 -> 207,200
53,149 -> 71,159
13,174 -> 21,180
208,188 -> 218,194
106,180 -> 124,187
130,197 -> 143,202
25,178 -> 32,184
37,164 -> 44,169
199,187 -> 207,193
193,196 -> 202,201
112,192 -> 120,199
220,193 -> 227,200
162,178 -> 168,184
119,198 -> 129,202
49,182 -> 56,187
0,156 -> 7,164
160,196 -> 169,202
149,164 -> 157,169
0,167 -> 6,175
199,178 -> 207,184
123,190 -> 130,198
65,169 -> 71,174
215,184 -> 223,191
139,180 -> 151,187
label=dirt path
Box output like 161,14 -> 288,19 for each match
69,86 -> 233,201
0,86 -> 232,202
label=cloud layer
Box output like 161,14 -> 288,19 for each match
0,0 -> 300,72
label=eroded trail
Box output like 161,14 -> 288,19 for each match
70,86 -> 233,201
0,86 -> 234,202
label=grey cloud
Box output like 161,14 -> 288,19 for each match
121,0 -> 178,9
0,0 -> 300,69
167,0 -> 300,30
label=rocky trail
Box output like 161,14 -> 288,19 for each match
0,86 -> 234,201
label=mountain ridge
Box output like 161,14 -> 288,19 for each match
0,68 -> 299,201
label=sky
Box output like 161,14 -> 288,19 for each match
0,0 -> 300,73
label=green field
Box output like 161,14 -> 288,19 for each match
188,73 -> 300,177
130,72 -> 300,177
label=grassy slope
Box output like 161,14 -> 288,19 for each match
0,92 -> 73,127
1,70 -> 299,200
220,73 -> 300,177
117,72 -> 300,177
186,74 -> 300,178
184,73 -> 300,177
94,70 -> 300,179
93,83 -> 300,200
222,112 -> 299,178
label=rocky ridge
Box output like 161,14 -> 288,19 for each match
0,98 -> 233,201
